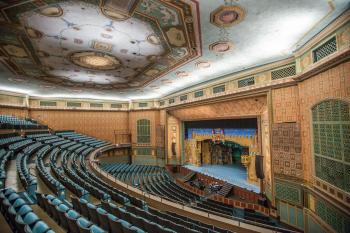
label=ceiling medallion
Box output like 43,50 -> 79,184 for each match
195,61 -> 211,69
69,51 -> 121,70
38,5 -> 63,17
210,5 -> 246,28
209,41 -> 233,53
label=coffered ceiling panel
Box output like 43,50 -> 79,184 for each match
0,0 -> 348,100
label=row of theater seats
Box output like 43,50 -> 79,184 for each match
0,115 -> 47,130
1,188 -> 54,233
100,163 -> 170,187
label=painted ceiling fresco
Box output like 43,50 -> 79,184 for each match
0,0 -> 348,100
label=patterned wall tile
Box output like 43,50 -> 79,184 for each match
312,99 -> 350,193
272,86 -> 299,123
272,123 -> 303,178
275,180 -> 302,205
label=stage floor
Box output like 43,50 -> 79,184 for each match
184,164 -> 260,193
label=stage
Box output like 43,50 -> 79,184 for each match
184,164 -> 260,193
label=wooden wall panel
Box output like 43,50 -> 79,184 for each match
168,96 -> 267,121
272,86 -> 299,123
128,110 -> 160,146
0,106 -> 28,118
298,60 -> 350,183
29,110 -> 129,143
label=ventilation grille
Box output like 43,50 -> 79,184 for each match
90,103 -> 103,108
313,36 -> 337,62
111,103 -> 122,108
194,90 -> 204,98
67,102 -> 81,108
139,102 -> 148,107
271,65 -> 296,80
180,95 -> 188,101
40,101 -> 57,107
238,77 -> 255,88
213,85 -> 225,94
169,98 -> 175,104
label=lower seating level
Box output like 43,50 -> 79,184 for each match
0,130 -> 238,233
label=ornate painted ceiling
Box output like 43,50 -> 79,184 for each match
0,0 -> 348,100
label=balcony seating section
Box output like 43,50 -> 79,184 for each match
0,115 -> 48,130
0,188 -> 54,233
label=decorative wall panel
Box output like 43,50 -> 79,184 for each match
29,109 -> 128,143
312,99 -> 350,192
298,60 -> 350,181
272,86 -> 299,123
315,198 -> 350,233
272,123 -> 303,179
168,96 -> 267,121
275,180 -> 302,205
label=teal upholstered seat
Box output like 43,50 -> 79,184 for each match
50,198 -> 62,206
118,219 -> 131,228
22,212 -> 40,225
90,225 -> 106,233
128,226 -> 145,233
66,209 -> 80,219
45,194 -> 55,201
87,203 -> 96,209
56,203 -> 69,212
77,217 -> 92,228
107,213 -> 118,221
96,207 -> 107,215
27,221 -> 50,233
79,198 -> 88,204
12,198 -> 26,208
17,205 -> 33,216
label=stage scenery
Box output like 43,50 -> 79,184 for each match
184,119 -> 261,193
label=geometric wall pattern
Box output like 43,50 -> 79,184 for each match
137,119 -> 151,143
275,180 -> 302,205
312,100 -> 350,193
315,198 -> 350,233
272,123 -> 303,179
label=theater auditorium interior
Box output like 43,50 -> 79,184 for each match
0,1 -> 349,233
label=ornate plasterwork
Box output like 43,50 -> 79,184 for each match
0,0 -> 200,91
209,41 -> 234,53
210,5 -> 246,28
